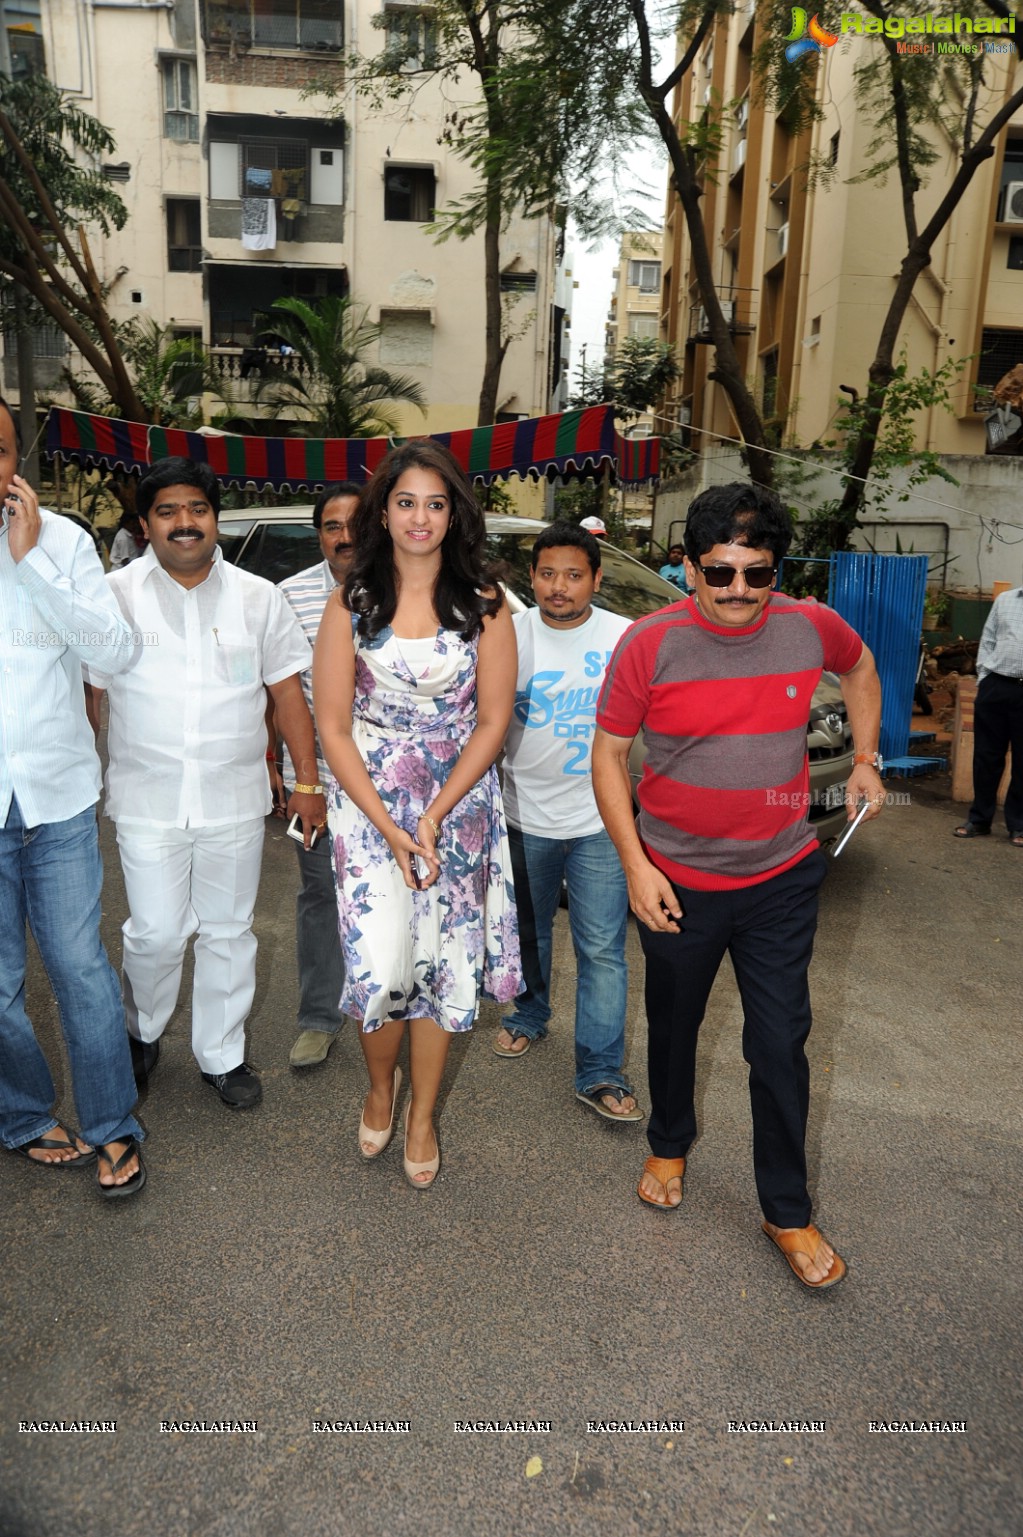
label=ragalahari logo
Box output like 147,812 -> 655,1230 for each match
785,7 -> 839,61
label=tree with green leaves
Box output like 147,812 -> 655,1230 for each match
457,0 -> 1023,540
643,0 -> 1023,523
0,73 -> 145,421
254,295 -> 427,438
59,317 -> 231,429
313,0 -> 645,427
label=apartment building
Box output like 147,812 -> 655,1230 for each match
2,0 -> 561,438
657,6 -> 1023,588
604,230 -> 663,358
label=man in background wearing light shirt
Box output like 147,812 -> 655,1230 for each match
278,481 -> 359,1069
953,580 -> 1023,845
86,457 -> 322,1110
0,396 -> 145,1196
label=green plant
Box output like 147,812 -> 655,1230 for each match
254,296 -> 427,438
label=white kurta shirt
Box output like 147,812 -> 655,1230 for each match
87,545 -> 311,828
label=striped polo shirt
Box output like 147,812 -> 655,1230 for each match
278,558 -> 337,786
597,594 -> 863,891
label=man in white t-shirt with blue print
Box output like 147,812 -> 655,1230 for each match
495,522 -> 643,1123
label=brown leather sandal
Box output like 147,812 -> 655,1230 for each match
637,1155 -> 685,1211
762,1221 -> 846,1289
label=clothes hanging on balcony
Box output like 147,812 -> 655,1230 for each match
241,198 -> 276,250
244,166 -> 273,194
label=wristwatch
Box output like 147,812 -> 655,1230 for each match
853,750 -> 884,772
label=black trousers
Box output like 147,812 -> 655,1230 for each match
639,849 -> 827,1228
968,673 -> 1023,834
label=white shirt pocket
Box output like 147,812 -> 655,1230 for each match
213,636 -> 259,686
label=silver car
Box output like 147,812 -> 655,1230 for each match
218,506 -> 853,841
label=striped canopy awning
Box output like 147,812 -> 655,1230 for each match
46,405 -> 660,489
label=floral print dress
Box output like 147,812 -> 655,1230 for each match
327,623 -> 523,1033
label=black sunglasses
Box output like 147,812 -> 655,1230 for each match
697,564 -> 776,589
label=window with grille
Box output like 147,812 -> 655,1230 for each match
203,0 -> 342,51
627,313 -> 660,340
384,5 -> 438,67
167,199 -> 202,273
163,58 -> 199,142
2,320 -> 67,360
4,0 -> 44,77
384,166 -> 435,222
976,328 -> 1023,393
628,260 -> 661,292
241,139 -> 308,201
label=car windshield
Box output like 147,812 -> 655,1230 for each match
485,531 -> 679,620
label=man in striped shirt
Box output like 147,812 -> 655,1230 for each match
593,482 -> 884,1290
278,483 -> 360,1068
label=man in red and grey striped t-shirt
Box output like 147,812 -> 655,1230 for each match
593,482 -> 884,1291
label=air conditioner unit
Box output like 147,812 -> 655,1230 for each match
696,301 -> 735,332
736,99 -> 749,131
777,221 -> 789,258
732,137 -> 747,173
1003,181 -> 1023,223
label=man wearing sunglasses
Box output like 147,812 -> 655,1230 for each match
593,482 -> 883,1290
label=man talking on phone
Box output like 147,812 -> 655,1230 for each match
593,483 -> 883,1289
86,457 -> 319,1110
0,395 -> 145,1195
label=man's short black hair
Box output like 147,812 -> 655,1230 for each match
668,542 -> 684,556
313,481 -> 361,529
530,520 -> 602,576
0,395 -> 21,453
683,482 -> 792,565
137,457 -> 221,520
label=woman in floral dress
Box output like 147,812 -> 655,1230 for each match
313,442 -> 522,1188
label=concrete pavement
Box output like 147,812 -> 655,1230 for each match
1,778 -> 1020,1537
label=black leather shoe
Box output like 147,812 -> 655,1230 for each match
129,1034 -> 160,1087
200,1062 -> 263,1109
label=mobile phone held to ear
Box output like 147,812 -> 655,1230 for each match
287,813 -> 321,850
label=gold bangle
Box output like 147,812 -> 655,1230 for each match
418,814 -> 441,840
293,782 -> 324,796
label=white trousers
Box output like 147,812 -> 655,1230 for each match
116,818 -> 265,1074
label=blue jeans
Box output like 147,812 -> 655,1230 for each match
505,825 -> 631,1096
0,799 -> 142,1151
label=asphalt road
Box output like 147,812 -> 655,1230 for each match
1,776 -> 1020,1537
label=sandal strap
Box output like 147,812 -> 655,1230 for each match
97,1138 -> 138,1177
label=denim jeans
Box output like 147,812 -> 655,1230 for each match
505,825 -> 631,1095
293,829 -> 345,1033
0,799 -> 142,1151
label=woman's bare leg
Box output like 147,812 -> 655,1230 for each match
358,1018 -> 405,1151
405,1018 -> 453,1174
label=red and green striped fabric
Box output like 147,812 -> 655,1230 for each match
46,404 -> 659,490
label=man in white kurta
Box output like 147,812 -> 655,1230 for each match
87,458 -> 322,1109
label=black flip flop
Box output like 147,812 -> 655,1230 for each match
952,823 -> 990,838
10,1126 -> 97,1170
96,1138 -> 147,1200
575,1085 -> 645,1123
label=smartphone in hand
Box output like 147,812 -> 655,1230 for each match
286,813 -> 320,850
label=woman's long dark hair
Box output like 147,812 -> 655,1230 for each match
344,440 -> 503,640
